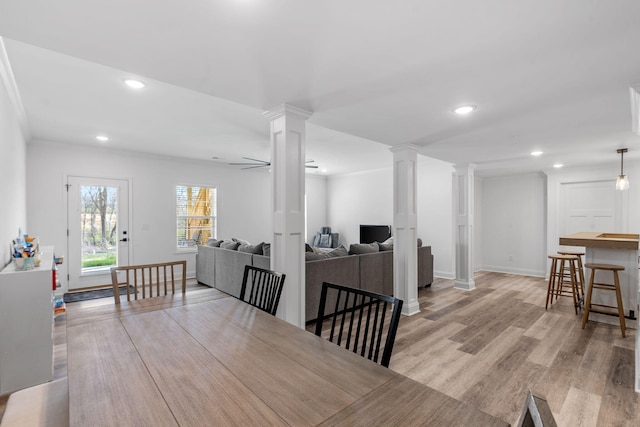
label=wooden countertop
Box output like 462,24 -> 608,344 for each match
559,232 -> 639,250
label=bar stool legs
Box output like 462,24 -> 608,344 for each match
546,254 -> 581,314
558,250 -> 585,300
582,263 -> 626,338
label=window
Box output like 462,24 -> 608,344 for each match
176,185 -> 216,249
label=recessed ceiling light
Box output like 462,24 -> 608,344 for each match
123,79 -> 146,89
453,105 -> 476,115
96,135 -> 109,142
531,151 -> 543,156
553,163 -> 563,168
321,169 -> 328,173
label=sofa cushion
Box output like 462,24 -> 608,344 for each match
207,238 -> 223,247
232,237 -> 251,245
238,242 -> 264,254
305,245 -> 348,261
348,242 -> 379,255
220,240 -> 240,250
378,236 -> 394,251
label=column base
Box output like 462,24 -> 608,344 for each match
401,300 -> 420,316
454,279 -> 476,291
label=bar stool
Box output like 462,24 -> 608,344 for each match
546,254 -> 581,314
582,263 -> 626,337
557,250 -> 585,299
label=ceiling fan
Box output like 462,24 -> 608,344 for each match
229,157 -> 318,170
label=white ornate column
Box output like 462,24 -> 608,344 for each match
263,104 -> 311,328
454,164 -> 476,291
390,144 -> 420,316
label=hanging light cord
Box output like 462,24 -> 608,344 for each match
618,148 -> 628,175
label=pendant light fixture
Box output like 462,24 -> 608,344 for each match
616,148 -> 629,191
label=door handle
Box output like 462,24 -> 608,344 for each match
119,238 -> 128,242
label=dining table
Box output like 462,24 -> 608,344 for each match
66,287 -> 509,426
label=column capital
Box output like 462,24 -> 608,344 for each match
263,104 -> 313,122
389,143 -> 423,155
454,163 -> 476,174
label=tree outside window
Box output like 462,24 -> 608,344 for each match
176,185 -> 216,249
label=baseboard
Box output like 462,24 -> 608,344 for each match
434,270 -> 455,279
478,265 -> 545,278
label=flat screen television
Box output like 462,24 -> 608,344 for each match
359,225 -> 392,244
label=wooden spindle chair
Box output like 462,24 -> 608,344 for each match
239,265 -> 286,316
314,282 -> 403,368
110,260 -> 187,304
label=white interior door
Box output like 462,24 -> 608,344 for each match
67,176 -> 129,290
560,180 -> 623,237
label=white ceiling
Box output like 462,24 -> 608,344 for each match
1,0 -> 640,176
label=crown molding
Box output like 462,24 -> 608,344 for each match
0,38 -> 30,141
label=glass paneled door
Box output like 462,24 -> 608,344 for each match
67,176 -> 129,290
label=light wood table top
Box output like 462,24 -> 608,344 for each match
66,288 -> 509,426
559,231 -> 639,250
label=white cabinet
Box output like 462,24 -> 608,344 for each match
0,246 -> 54,394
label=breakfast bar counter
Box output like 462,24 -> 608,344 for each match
559,232 -> 638,325
559,231 -> 640,393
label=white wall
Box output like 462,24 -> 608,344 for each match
0,45 -> 27,268
27,141 -> 327,291
326,156 -> 455,278
305,174 -> 328,244
474,176 -> 483,273
479,173 -> 547,277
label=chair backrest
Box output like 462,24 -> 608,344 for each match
517,391 -> 557,427
314,282 -> 403,368
240,265 -> 286,316
110,260 -> 187,304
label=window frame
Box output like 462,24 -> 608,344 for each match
175,184 -> 217,252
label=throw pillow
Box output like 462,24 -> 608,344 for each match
328,245 -> 348,258
207,238 -> 222,247
378,236 -> 394,251
348,242 -> 380,255
232,237 -> 251,245
220,240 -> 240,250
305,251 -> 328,261
417,237 -> 423,247
238,242 -> 264,254
262,243 -> 271,257
305,243 -> 314,252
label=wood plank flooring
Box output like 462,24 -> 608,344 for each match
2,273 -> 638,426
390,271 -> 639,426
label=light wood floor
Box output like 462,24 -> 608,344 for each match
391,271 -> 639,426
1,273 -> 637,426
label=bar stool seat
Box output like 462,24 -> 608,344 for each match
546,254 -> 581,314
582,263 -> 626,337
557,250 -> 585,299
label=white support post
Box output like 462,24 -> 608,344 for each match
454,164 -> 476,291
390,144 -> 420,316
263,104 -> 311,328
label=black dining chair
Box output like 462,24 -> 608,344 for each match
314,282 -> 403,368
240,265 -> 286,316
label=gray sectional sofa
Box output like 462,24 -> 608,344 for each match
196,244 -> 433,323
